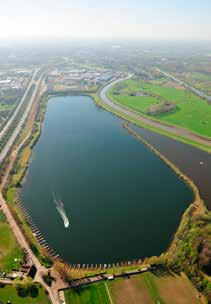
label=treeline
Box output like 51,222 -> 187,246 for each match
166,201 -> 211,300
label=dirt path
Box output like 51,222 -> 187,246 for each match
105,282 -> 114,304
99,77 -> 211,148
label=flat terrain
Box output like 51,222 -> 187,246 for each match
65,281 -> 110,304
176,72 -> 211,95
0,284 -> 50,303
0,211 -> 22,272
65,272 -> 202,304
109,78 -> 211,137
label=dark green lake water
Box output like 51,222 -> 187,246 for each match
22,95 -> 193,264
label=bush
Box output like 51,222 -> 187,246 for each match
15,278 -> 39,298
42,271 -> 55,287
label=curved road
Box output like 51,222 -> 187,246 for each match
99,76 -> 211,148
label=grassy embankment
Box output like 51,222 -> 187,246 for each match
3,92 -> 53,267
0,211 -> 22,272
102,78 -> 211,152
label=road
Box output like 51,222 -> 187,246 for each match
0,192 -> 66,303
0,74 -> 67,303
99,77 -> 211,148
0,69 -> 38,140
0,70 -> 42,164
157,68 -> 211,103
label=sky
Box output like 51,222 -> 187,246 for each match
0,0 -> 211,41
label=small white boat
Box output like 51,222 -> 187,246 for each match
56,199 -> 69,228
53,193 -> 69,228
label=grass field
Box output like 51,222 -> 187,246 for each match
0,284 -> 50,303
0,104 -> 12,111
65,281 -> 110,304
180,72 -> 211,95
0,212 -> 22,272
109,78 -> 211,137
64,272 -> 202,304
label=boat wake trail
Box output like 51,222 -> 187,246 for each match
53,192 -> 69,228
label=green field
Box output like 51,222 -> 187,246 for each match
65,272 -> 202,304
0,104 -> 12,111
109,78 -> 211,137
191,72 -> 211,81
0,212 -> 22,272
0,284 -> 50,304
181,72 -> 211,95
65,282 -> 110,304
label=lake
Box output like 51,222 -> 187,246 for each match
22,95 -> 193,264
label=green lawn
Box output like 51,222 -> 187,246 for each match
0,212 -> 22,272
109,79 -> 211,137
65,272 -> 202,304
0,284 -> 50,304
65,282 -> 110,304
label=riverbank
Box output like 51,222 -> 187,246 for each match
2,89 -> 53,267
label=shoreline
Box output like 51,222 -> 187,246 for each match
2,92 -> 209,289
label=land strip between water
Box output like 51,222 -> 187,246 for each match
96,76 -> 211,152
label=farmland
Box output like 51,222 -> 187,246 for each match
174,72 -> 211,95
108,78 -> 211,138
64,272 -> 202,304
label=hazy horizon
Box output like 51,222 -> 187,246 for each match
0,0 -> 211,41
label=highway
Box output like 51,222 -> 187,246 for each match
99,76 -> 211,148
0,70 -> 67,303
0,69 -> 38,139
0,70 -> 43,164
156,68 -> 211,103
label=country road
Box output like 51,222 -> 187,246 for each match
157,68 -> 211,103
99,76 -> 211,148
0,70 -> 43,164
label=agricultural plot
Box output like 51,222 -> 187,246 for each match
177,72 -> 211,95
65,272 -> 202,304
109,78 -> 211,137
